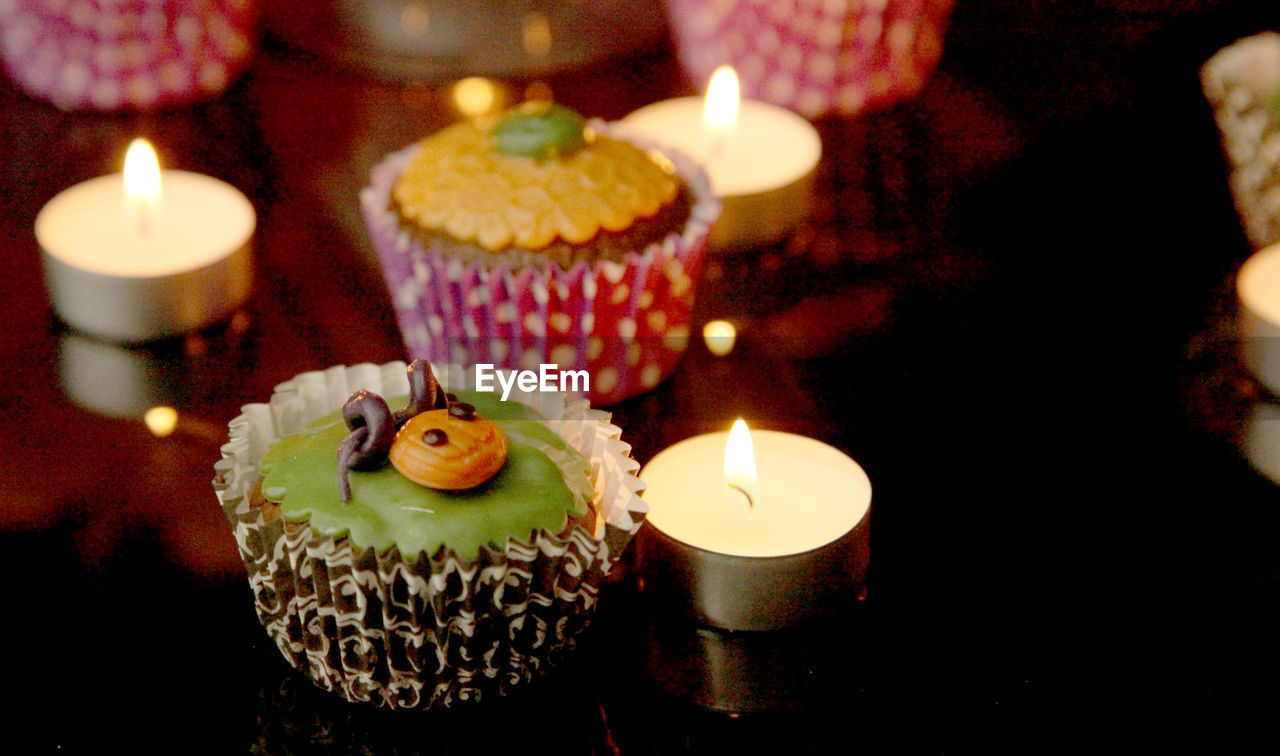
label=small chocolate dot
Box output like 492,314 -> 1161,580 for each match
446,393 -> 458,402
448,402 -> 476,420
423,428 -> 448,446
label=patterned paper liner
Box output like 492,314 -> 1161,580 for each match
360,120 -> 720,406
664,0 -> 954,119
1202,32 -> 1280,249
0,0 -> 259,111
213,361 -> 647,709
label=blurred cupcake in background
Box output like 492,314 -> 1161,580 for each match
663,0 -> 953,119
0,0 -> 260,111
1202,32 -> 1280,249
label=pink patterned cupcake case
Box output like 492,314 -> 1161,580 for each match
361,122 -> 720,406
666,0 -> 953,118
0,0 -> 259,111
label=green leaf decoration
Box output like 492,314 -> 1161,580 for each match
491,103 -> 587,159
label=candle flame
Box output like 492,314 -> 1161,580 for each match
123,138 -> 162,222
724,417 -> 759,508
703,65 -> 740,158
704,66 -> 740,133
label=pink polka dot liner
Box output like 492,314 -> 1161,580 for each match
0,0 -> 259,111
361,121 -> 720,406
666,0 -> 954,119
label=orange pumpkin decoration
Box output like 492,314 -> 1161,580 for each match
389,405 -> 507,490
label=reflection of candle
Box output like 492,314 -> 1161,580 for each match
621,66 -> 822,251
1242,400 -> 1280,487
57,332 -> 179,418
638,420 -> 871,630
1238,243 -> 1280,397
36,139 -> 255,343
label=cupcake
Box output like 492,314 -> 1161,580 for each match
212,360 -> 647,709
1201,32 -> 1280,249
663,0 -> 954,119
0,0 -> 259,111
361,102 -> 720,405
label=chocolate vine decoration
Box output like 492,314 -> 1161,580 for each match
337,359 -> 449,501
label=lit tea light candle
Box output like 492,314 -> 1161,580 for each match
36,138 -> 255,343
621,65 -> 822,251
638,419 -> 871,631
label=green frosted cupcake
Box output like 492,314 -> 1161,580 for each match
213,360 -> 647,709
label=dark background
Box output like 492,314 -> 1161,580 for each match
2,1 -> 1279,752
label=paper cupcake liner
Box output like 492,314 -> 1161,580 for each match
664,0 -> 954,119
360,120 -> 720,405
213,361 -> 647,709
1202,32 -> 1280,249
0,0 -> 259,111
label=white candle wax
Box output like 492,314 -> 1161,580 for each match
621,95 -> 821,250
640,429 -> 870,557
37,166 -> 255,343
1237,243 -> 1280,396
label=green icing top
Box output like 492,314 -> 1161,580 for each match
258,390 -> 593,561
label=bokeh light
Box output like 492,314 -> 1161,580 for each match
703,319 -> 737,356
144,406 -> 179,438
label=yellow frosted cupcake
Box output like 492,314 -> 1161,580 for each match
362,103 -> 720,404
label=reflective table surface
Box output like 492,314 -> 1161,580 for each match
3,2 -> 1280,752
